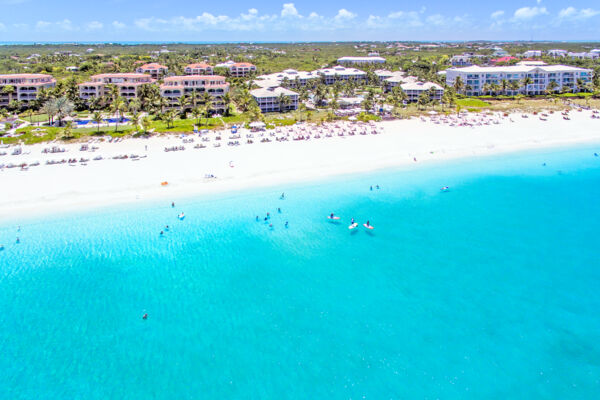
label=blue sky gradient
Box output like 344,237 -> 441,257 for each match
0,0 -> 599,42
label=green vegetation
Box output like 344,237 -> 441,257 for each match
455,98 -> 491,107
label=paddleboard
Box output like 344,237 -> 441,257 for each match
348,223 -> 358,230
363,224 -> 374,230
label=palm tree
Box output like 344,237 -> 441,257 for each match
453,76 -> 465,94
110,96 -> 126,132
177,95 -> 191,118
52,97 -> 74,126
128,98 -> 141,119
137,115 -> 151,134
482,83 -> 492,96
221,93 -> 232,116
277,93 -> 291,112
106,84 -> 120,103
520,76 -> 533,96
509,80 -> 520,96
191,107 -> 202,125
500,79 -> 509,96
200,93 -> 213,114
1,85 -> 16,104
164,110 -> 176,129
92,111 -> 103,133
545,81 -> 559,96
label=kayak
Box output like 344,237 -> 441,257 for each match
363,224 -> 374,230
348,223 -> 358,230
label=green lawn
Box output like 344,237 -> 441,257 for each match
455,98 -> 491,107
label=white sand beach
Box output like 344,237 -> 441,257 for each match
1,109 -> 600,221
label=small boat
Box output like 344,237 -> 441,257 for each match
348,223 -> 358,230
178,213 -> 185,220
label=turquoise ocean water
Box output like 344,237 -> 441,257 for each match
1,145 -> 600,399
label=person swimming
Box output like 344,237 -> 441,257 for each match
280,193 -> 285,199
16,237 -> 20,244
376,185 -> 380,189
256,216 -> 259,221
171,202 -> 175,208
278,208 -> 281,213
285,221 -> 289,228
370,186 -> 373,191
266,212 -> 270,219
142,313 -> 148,320
160,231 -> 164,236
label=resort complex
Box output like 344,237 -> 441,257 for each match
0,74 -> 56,107
160,75 -> 229,111
444,64 -> 593,96
78,73 -> 154,101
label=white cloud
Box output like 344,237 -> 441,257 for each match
491,10 -> 505,19
281,3 -> 300,18
86,21 -> 103,31
334,8 -> 356,22
35,19 -> 77,31
558,7 -> 600,20
513,6 -> 548,20
112,21 -> 126,29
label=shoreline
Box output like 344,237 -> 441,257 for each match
2,110 -> 600,222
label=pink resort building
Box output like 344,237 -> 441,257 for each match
0,74 -> 56,107
78,73 -> 154,101
135,63 -> 168,79
228,62 -> 257,78
160,75 -> 229,112
184,63 -> 214,75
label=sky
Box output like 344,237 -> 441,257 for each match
0,0 -> 599,42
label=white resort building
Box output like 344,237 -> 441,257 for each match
184,63 -> 214,75
0,73 -> 56,107
337,56 -> 386,65
135,63 -> 168,79
445,65 -> 593,96
227,62 -> 257,77
254,69 -> 319,88
315,66 -> 366,85
250,86 -> 299,113
78,73 -> 154,101
160,75 -> 229,112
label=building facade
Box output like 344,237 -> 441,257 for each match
228,63 -> 257,77
254,69 -> 320,88
337,56 -> 386,65
78,73 -> 154,101
250,86 -> 299,113
445,65 -> 593,96
160,75 -> 229,112
0,74 -> 56,107
135,63 -> 168,79
315,66 -> 366,85
184,63 -> 214,75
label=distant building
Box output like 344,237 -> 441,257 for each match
567,52 -> 599,60
399,81 -> 444,102
522,50 -> 542,58
547,49 -> 567,58
254,69 -> 319,88
250,86 -> 299,113
0,73 -> 56,107
135,63 -> 168,79
184,63 -> 213,75
337,56 -> 386,65
78,73 -> 154,101
228,62 -> 256,77
160,75 -> 229,112
445,65 -> 593,96
315,66 -> 366,85
450,54 -> 474,67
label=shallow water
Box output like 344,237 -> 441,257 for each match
2,145 -> 600,399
